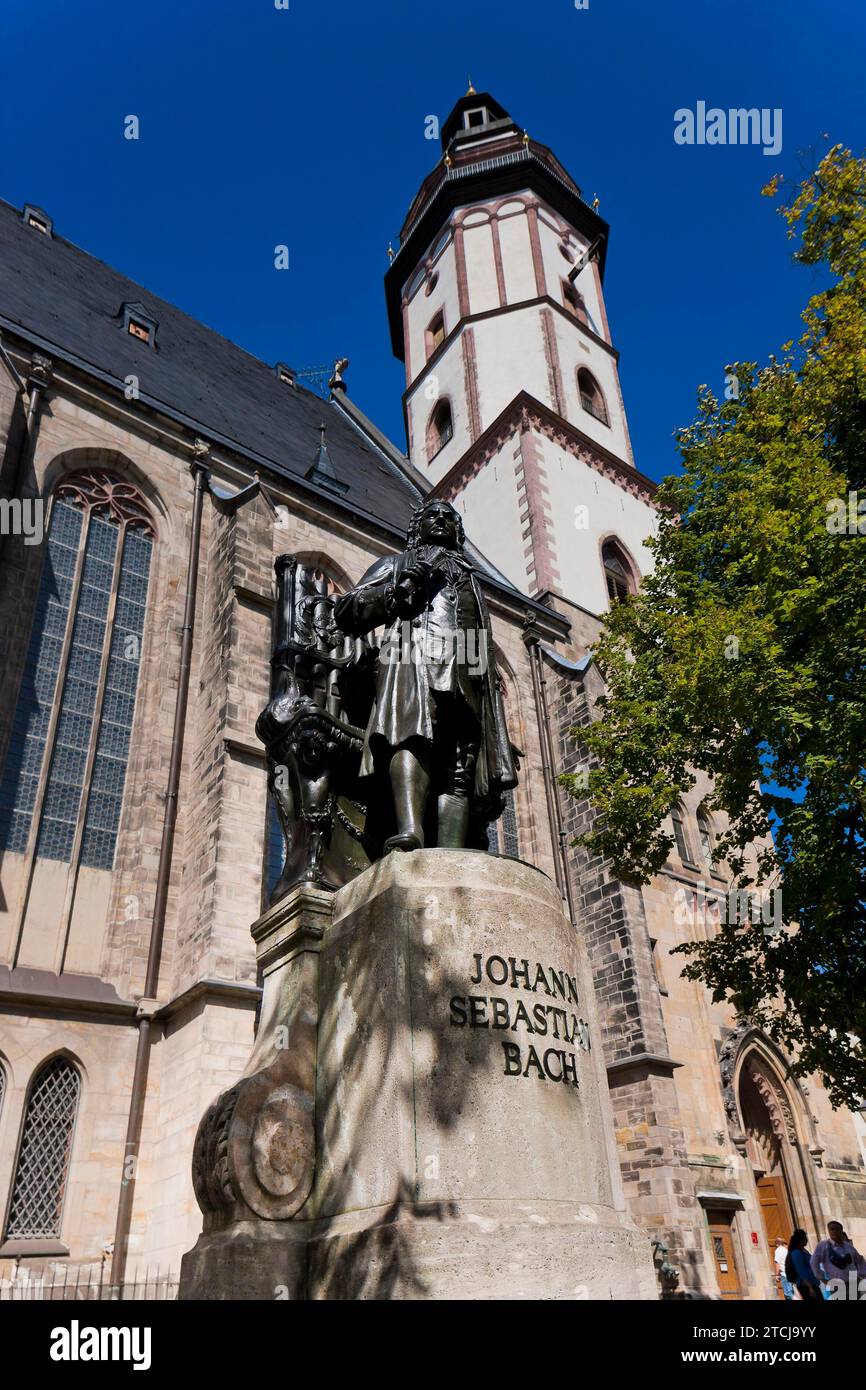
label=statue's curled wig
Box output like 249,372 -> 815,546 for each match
407,500 -> 465,551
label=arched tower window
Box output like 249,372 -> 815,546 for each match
425,310 -> 446,358
601,539 -> 635,605
577,368 -> 608,426
0,470 -> 155,873
426,399 -> 453,461
0,1059 -> 6,1124
561,279 -> 588,326
4,1056 -> 81,1240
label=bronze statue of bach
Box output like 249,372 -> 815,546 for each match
333,500 -> 518,853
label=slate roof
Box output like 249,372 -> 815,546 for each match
0,196 -> 569,634
0,197 -> 418,533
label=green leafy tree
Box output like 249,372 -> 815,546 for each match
563,145 -> 866,1108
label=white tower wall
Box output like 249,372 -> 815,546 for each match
392,112 -> 658,620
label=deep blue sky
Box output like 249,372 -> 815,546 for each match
1,0 -> 863,482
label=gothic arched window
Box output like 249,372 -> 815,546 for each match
577,368 -> 608,426
670,801 -> 693,866
601,539 -> 634,605
4,1056 -> 81,1241
426,399 -> 453,461
698,810 -> 715,868
0,470 -> 155,874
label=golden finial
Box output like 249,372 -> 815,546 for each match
387,242 -> 395,262
466,75 -> 476,95
444,153 -> 453,168
591,194 -> 600,212
522,129 -> 530,145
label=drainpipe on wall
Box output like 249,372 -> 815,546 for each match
110,450 -> 209,1288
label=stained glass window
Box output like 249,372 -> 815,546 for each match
0,471 -> 154,875
0,499 -> 82,853
265,797 -> 286,904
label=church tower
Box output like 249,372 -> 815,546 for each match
384,88 -> 658,624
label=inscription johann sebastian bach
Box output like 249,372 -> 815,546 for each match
449,954 -> 591,1089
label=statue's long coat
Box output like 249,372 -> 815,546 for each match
334,548 -> 518,807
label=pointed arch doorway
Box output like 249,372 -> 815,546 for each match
738,1055 -> 800,1289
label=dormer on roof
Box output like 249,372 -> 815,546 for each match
22,204 -> 53,237
120,302 -> 158,349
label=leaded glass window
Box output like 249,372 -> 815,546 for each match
671,801 -> 693,865
698,811 -> 715,869
0,470 -> 154,875
4,1056 -> 80,1240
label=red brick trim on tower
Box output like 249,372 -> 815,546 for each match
461,327 -> 482,443
514,427 -> 560,596
525,204 -> 547,298
591,259 -> 612,346
490,217 -> 507,307
430,391 -> 660,510
611,362 -> 636,467
540,308 -> 565,416
453,224 -> 471,318
401,297 -> 413,387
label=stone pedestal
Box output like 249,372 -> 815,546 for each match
181,851 -> 657,1300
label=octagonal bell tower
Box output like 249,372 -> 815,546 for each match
385,87 -> 656,616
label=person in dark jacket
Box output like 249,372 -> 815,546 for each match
786,1229 -> 822,1301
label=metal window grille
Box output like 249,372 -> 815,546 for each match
578,370 -> 608,426
0,472 -> 153,876
5,1057 -> 80,1240
498,789 -> 520,858
602,545 -> 631,604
